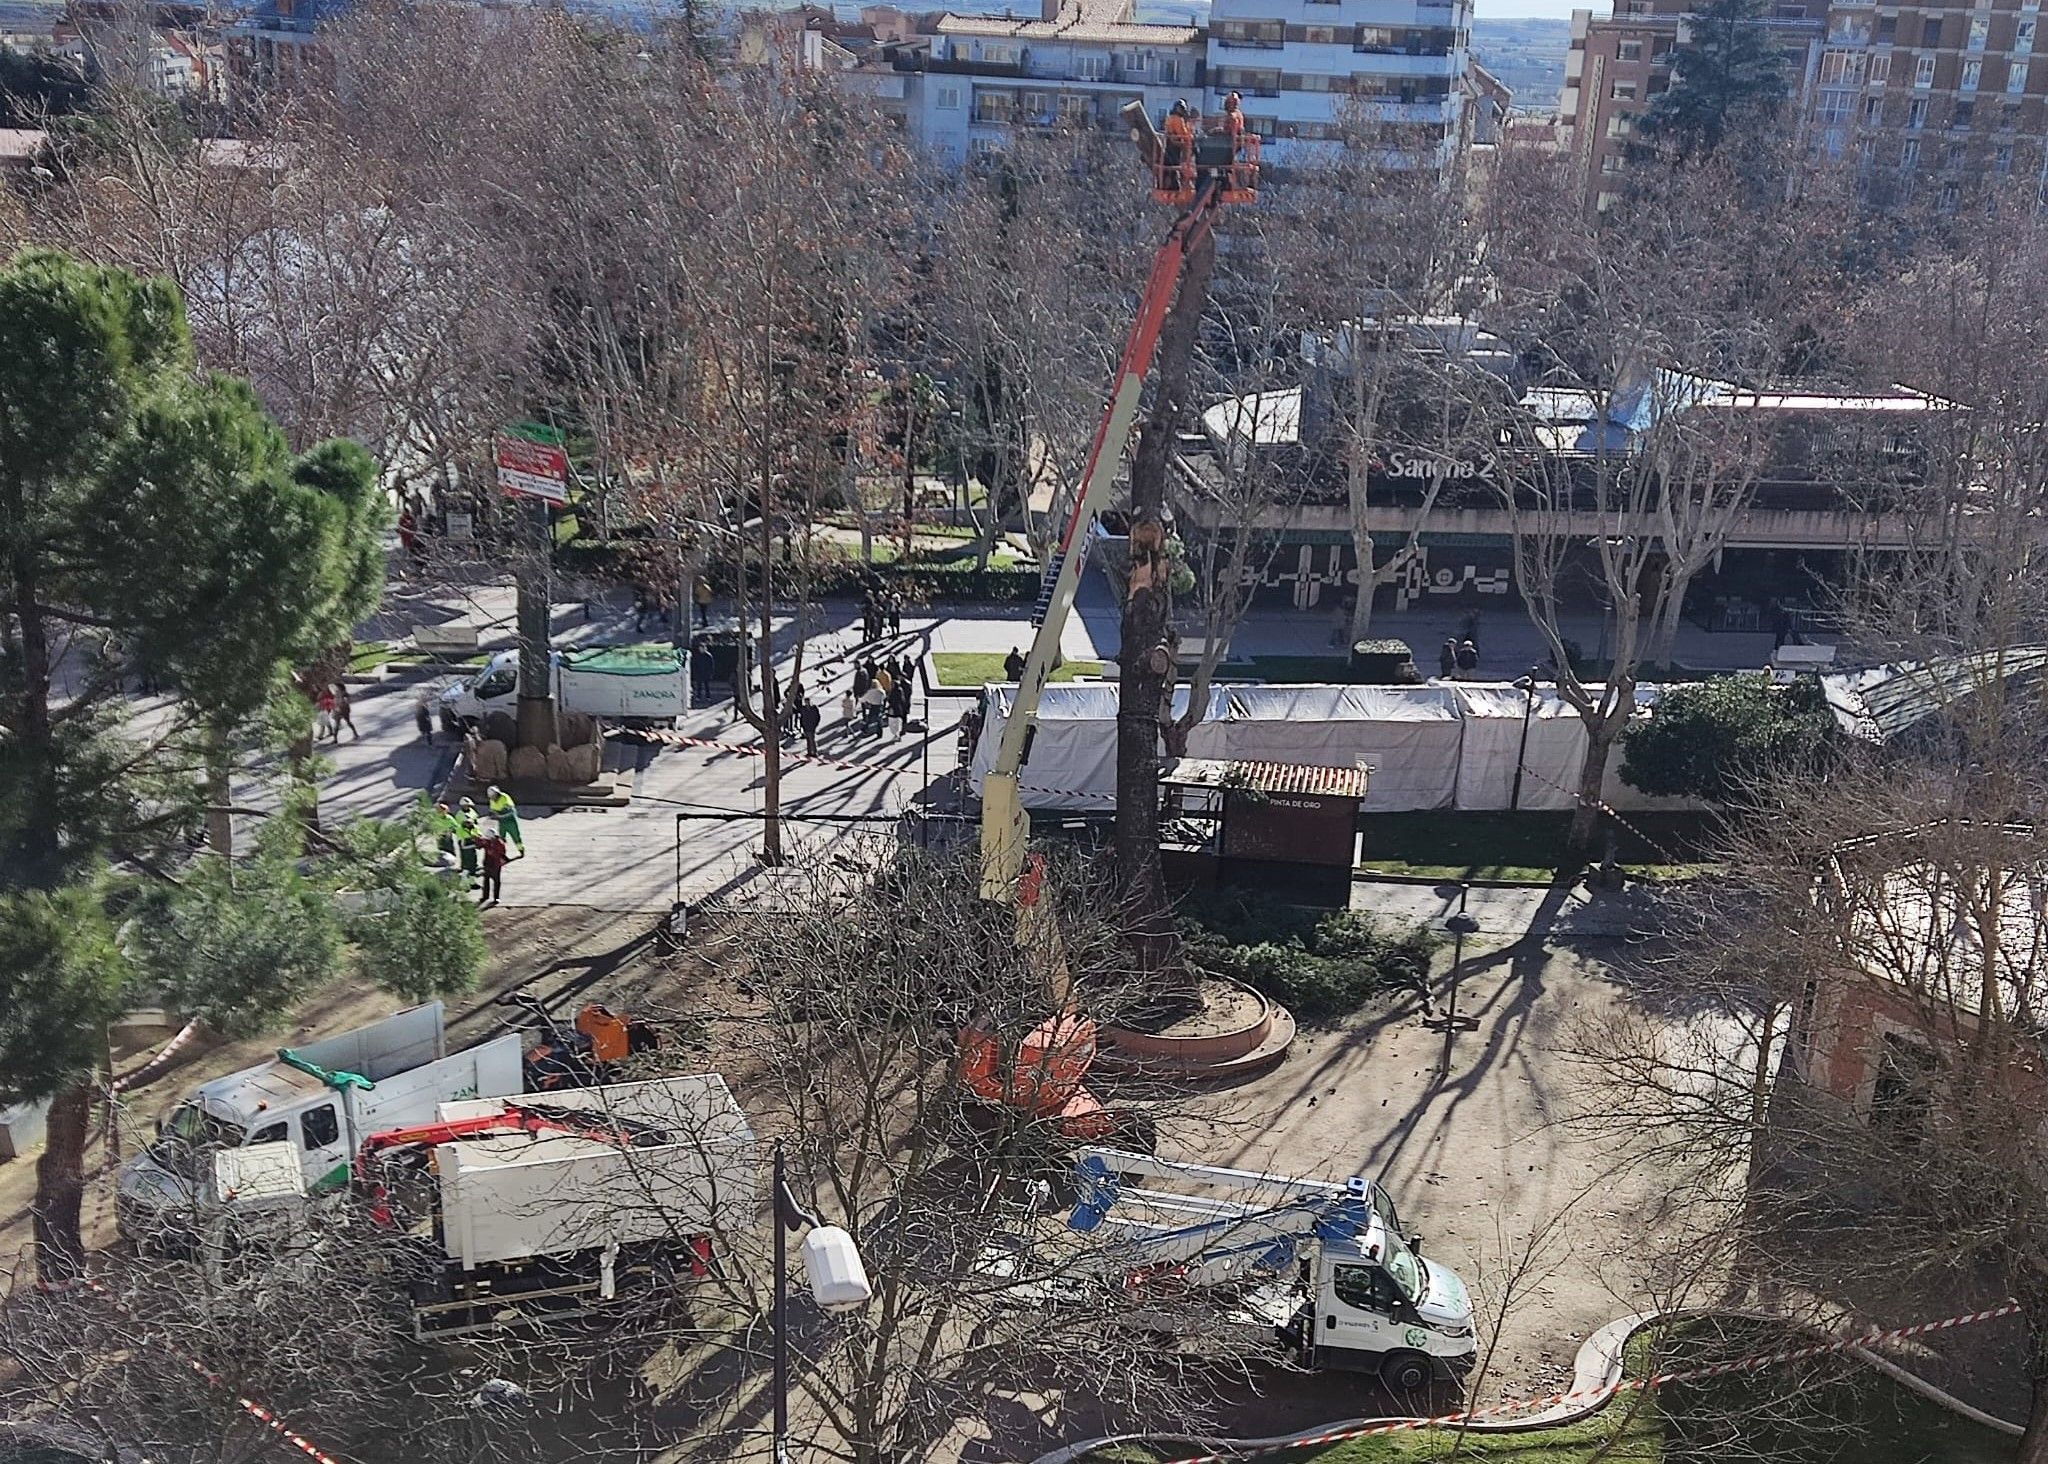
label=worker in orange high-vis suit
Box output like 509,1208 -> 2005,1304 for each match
1162,98 -> 1195,192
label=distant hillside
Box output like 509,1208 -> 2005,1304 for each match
1472,15 -> 1570,112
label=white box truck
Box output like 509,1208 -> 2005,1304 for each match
437,646 -> 686,734
117,1003 -> 523,1250
370,1075 -> 757,1338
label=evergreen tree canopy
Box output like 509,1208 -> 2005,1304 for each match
1639,0 -> 1789,159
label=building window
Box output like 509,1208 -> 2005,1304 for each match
1902,135 -> 1921,166
1915,53 -> 1937,87
1612,80 -> 1638,98
1921,17 -> 1942,46
1156,58 -> 1180,82
1354,23 -> 1397,51
1996,140 -> 2015,173
1869,53 -> 1890,83
1962,57 -> 1982,88
1596,190 -> 1622,211
1908,95 -> 1929,126
1954,98 -> 1975,126
1863,93 -> 1883,122
1816,89 -> 1854,123
1968,14 -> 1988,49
1876,14 -> 1896,41
936,84 -> 961,109
1939,179 -> 1961,211
1859,134 -> 1878,164
1945,141 -> 1967,167
1821,48 -> 1867,84
2011,59 -> 2030,92
1058,92 -> 1087,120
1075,53 -> 1105,78
1618,38 -> 1643,60
1607,112 -> 1633,137
2020,18 -> 2037,52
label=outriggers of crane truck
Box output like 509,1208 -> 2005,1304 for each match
1059,1147 -> 1477,1391
957,103 -> 1259,1135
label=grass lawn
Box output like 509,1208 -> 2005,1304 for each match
1355,811 -> 1721,883
1082,1347 -> 2016,1464
931,652 -> 1104,687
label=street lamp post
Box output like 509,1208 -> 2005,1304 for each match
1426,883 -> 1481,1085
771,1138 -> 872,1464
1509,664 -> 1544,813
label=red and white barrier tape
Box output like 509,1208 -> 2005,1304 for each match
56,1276 -> 348,1464
1156,1302 -> 2022,1464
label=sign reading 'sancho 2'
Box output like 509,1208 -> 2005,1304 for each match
1378,451 -> 1480,480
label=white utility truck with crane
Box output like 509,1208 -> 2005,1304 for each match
354,1075 -> 757,1338
1025,1146 -> 1477,1391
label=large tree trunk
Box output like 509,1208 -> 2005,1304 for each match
32,1083 -> 92,1283
1568,717 -> 1618,855
514,495 -> 558,750
1115,231 -> 1215,996
758,501 -> 784,867
205,733 -> 233,858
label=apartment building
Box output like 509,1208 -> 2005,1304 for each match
1804,0 -> 2048,203
873,0 -> 1201,166
1203,0 -> 1472,166
1559,0 -> 1822,212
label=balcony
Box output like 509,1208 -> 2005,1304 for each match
927,54 -> 1024,77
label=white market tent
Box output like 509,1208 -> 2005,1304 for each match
969,681 -> 1678,814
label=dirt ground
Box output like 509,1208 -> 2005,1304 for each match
0,904 -> 1697,1460
1150,932 -> 1692,1432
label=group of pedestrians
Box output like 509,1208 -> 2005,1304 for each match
860,589 -> 903,643
845,655 -> 918,740
1437,636 -> 1481,680
430,785 -> 525,905
314,681 -> 358,741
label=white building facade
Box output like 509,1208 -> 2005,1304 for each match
887,0 -> 1204,166
1204,0 -> 1471,166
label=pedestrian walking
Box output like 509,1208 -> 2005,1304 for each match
861,592 -> 879,643
886,678 -> 911,739
874,663 -> 894,702
1003,646 -> 1026,682
1455,638 -> 1479,677
886,590 -> 902,636
859,680 -> 887,735
1438,638 -> 1458,680
332,681 -> 357,741
852,661 -> 872,702
487,784 -> 524,858
315,684 -> 338,741
633,586 -> 654,633
690,642 -> 714,703
897,656 -> 918,693
478,831 -> 509,906
839,684 -> 856,727
798,697 -> 821,758
693,577 -> 713,627
414,688 -> 435,742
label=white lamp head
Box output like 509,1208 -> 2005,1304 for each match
801,1225 -> 873,1312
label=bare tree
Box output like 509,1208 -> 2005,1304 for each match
1466,148 -> 1851,852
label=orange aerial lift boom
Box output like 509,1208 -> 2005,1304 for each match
962,103 -> 1257,1138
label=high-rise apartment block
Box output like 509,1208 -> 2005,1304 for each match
1559,0 -> 1822,212
1562,0 -> 2048,211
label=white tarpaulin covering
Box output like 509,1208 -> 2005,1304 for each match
1212,686 -> 1464,812
972,681 -> 1679,814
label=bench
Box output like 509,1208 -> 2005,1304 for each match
413,622 -> 482,657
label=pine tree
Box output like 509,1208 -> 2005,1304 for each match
1639,0 -> 1789,159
